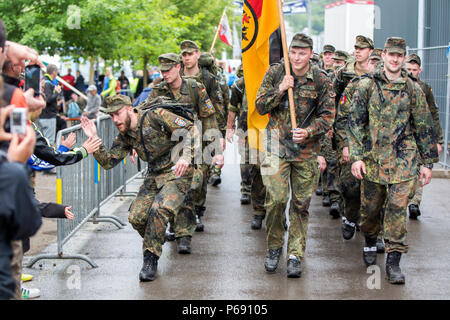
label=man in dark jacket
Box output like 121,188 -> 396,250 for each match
38,64 -> 62,145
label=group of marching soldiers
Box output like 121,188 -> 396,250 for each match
85,33 -> 441,285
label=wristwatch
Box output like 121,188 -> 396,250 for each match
423,163 -> 433,170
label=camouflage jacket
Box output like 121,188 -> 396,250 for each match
94,108 -> 196,179
180,67 -> 227,133
333,59 -> 360,106
255,64 -> 336,161
348,68 -> 439,184
229,77 -> 248,132
417,79 -> 443,145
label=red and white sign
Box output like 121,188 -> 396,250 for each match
219,13 -> 232,46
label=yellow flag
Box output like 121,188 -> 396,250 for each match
242,0 -> 280,150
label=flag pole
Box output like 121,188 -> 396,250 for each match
209,7 -> 227,54
277,0 -> 297,129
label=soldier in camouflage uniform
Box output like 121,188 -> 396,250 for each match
348,37 -> 438,284
321,44 -> 336,75
332,50 -> 349,70
227,66 -> 266,230
81,94 -> 198,282
368,48 -> 383,69
335,48 -> 387,252
179,41 -> 226,191
256,33 -> 335,278
148,52 -> 224,233
332,35 -> 373,229
405,53 -> 444,219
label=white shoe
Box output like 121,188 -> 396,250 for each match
21,287 -> 40,299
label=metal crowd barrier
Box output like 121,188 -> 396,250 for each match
27,115 -> 146,268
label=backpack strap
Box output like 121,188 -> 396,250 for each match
185,78 -> 200,109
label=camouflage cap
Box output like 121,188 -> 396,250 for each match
406,53 -> 421,66
180,40 -> 199,54
384,37 -> 406,54
323,44 -> 336,53
290,33 -> 313,49
103,94 -> 132,114
333,50 -> 349,61
158,53 -> 181,72
355,35 -> 374,49
369,48 -> 383,60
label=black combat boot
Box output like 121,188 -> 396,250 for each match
240,193 -> 251,205
322,195 -> 331,207
286,257 -> 302,278
251,215 -> 264,230
376,236 -> 385,253
176,236 -> 192,254
210,175 -> 221,186
386,251 -> 405,284
330,202 -> 342,219
408,204 -> 421,220
264,248 -> 282,273
341,217 -> 356,240
315,186 -> 323,196
139,250 -> 159,282
195,206 -> 205,232
363,237 -> 377,266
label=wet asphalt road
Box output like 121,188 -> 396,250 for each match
23,144 -> 450,300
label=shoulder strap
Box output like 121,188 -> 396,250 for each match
405,77 -> 417,108
139,110 -> 151,165
186,78 -> 200,108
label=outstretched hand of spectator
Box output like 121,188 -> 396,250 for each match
64,206 -> 74,220
82,137 -> 102,154
61,132 -> 76,149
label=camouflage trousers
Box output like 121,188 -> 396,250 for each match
239,139 -> 266,214
128,172 -> 195,257
360,179 -> 415,254
322,149 -> 341,204
192,164 -> 209,213
408,167 -> 423,206
262,154 -> 319,259
339,162 -> 361,223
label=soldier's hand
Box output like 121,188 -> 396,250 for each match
317,156 -> 327,173
174,158 -> 189,178
279,75 -> 294,94
226,128 -> 235,143
437,144 -> 442,156
82,136 -> 102,154
292,128 -> 308,143
342,147 -> 350,163
351,160 -> 366,180
130,149 -> 137,164
419,166 -> 432,187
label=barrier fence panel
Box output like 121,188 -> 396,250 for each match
407,44 -> 450,169
27,115 -> 145,268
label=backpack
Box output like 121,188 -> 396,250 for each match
67,101 -> 81,118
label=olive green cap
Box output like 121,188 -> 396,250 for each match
384,37 -> 406,54
180,40 -> 199,54
103,95 -> 132,114
333,50 -> 349,61
290,33 -> 313,49
158,53 -> 181,72
406,53 -> 421,66
369,48 -> 383,60
323,44 -> 336,53
355,35 -> 374,49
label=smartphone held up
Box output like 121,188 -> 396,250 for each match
25,64 -> 42,97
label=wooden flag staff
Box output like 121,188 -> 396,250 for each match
209,7 -> 227,54
277,0 -> 297,129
